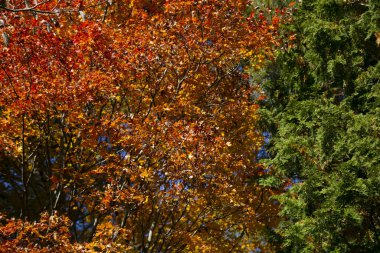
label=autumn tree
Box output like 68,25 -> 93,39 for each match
259,0 -> 380,251
0,0 -> 284,251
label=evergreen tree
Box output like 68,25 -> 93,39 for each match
260,0 -> 380,251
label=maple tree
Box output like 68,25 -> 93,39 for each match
0,0 -> 285,251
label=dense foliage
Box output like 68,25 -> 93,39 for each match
260,0 -> 380,252
0,0 -> 286,252
1,0 -> 379,252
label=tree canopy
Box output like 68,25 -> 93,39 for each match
259,0 -> 380,252
0,0 -> 286,252
1,0 -> 379,252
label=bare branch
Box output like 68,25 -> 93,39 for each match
0,0 -> 58,14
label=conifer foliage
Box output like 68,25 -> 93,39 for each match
260,0 -> 380,252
